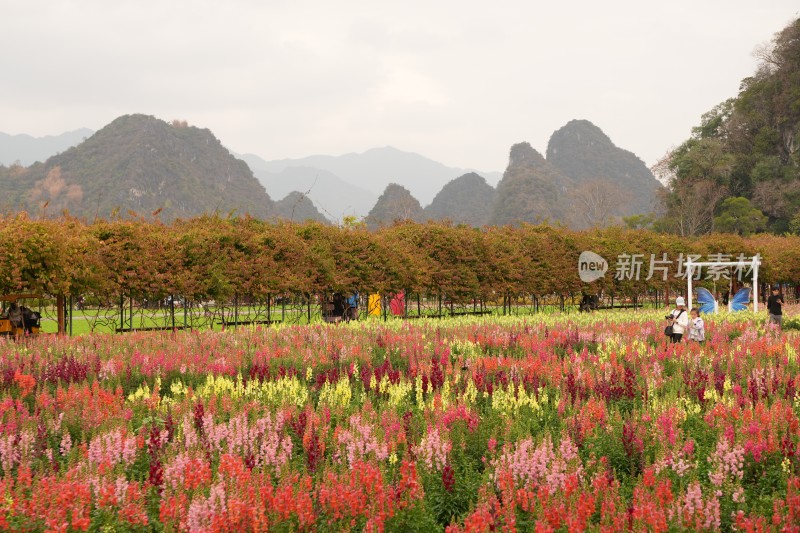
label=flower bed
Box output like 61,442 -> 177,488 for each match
0,310 -> 797,531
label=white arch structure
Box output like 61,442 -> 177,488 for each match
685,255 -> 761,313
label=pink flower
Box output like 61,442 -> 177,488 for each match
414,426 -> 451,472
337,414 -> 389,466
487,437 -> 497,454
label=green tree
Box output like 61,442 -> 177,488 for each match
657,18 -> 800,234
623,213 -> 656,230
790,212 -> 800,235
713,197 -> 768,235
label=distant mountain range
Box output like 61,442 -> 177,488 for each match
0,115 -> 662,227
0,128 -> 94,166
241,148 -> 503,220
240,158 -> 379,221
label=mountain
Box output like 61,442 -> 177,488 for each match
253,146 -> 502,206
0,115 -> 273,220
365,183 -> 424,229
0,119 -> 659,229
423,172 -> 496,227
489,143 -> 574,226
0,128 -> 94,167
271,191 -> 329,223
546,119 -> 662,218
488,122 -> 662,228
246,164 -> 378,221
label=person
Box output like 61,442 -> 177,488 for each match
331,293 -> 345,321
345,292 -> 359,322
767,284 -> 783,330
7,303 -> 23,329
20,306 -> 40,334
667,296 -> 689,343
579,293 -> 598,312
687,307 -> 705,342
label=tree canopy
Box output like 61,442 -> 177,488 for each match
0,215 -> 798,302
658,17 -> 800,235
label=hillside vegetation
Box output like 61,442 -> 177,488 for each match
0,115 -> 285,221
423,172 -> 496,227
659,17 -> 800,235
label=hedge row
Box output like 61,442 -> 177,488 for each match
1,214 -> 798,301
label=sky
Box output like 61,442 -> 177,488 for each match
1,0 -> 798,173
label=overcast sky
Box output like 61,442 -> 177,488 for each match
2,0 -> 798,172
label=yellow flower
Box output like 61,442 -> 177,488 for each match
318,377 -> 352,409
261,376 -> 309,407
386,379 -> 412,408
379,375 -> 390,395
704,389 -> 720,403
787,343 -> 797,364
492,383 -> 543,417
461,379 -> 478,406
127,380 -> 152,403
170,380 -> 188,397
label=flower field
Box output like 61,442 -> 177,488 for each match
0,311 -> 799,532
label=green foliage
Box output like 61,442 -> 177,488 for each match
660,17 -> 800,234
623,213 -> 656,230
790,212 -> 800,234
385,500 -> 442,532
691,99 -> 735,139
422,461 -> 484,528
713,197 -> 768,235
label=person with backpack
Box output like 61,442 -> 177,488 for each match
665,297 -> 689,343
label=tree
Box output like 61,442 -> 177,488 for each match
28,166 -> 84,216
789,212 -> 800,235
656,18 -> 800,234
569,178 -> 631,229
659,180 -> 729,237
713,197 -> 768,235
654,140 -> 735,235
623,213 -> 656,230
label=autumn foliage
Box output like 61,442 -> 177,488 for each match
0,214 -> 798,301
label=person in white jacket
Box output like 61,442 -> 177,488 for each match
667,296 -> 689,343
687,308 -> 705,342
